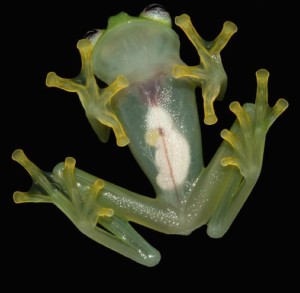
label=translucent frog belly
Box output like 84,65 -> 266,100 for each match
113,75 -> 203,205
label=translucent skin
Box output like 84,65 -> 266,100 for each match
12,8 -> 288,266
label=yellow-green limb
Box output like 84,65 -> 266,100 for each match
207,69 -> 288,237
12,149 -> 160,266
46,39 -> 130,147
220,69 -> 288,179
173,14 -> 237,125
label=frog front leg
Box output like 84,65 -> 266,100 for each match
173,14 -> 237,125
46,39 -> 130,147
185,69 -> 288,237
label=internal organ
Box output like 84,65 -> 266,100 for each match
145,106 -> 191,190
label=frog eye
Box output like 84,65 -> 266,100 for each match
140,3 -> 171,26
84,29 -> 103,44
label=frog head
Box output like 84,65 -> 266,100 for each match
89,5 -> 181,84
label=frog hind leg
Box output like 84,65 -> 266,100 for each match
12,149 -> 160,267
207,69 -> 288,238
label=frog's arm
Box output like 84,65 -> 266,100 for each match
173,14 -> 237,125
46,39 -> 130,147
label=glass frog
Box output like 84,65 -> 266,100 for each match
12,5 -> 288,266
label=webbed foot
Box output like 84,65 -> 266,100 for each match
12,149 -> 113,224
220,69 -> 288,181
206,69 -> 288,237
173,14 -> 237,124
46,39 -> 129,146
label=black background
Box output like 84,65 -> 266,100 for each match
2,0 -> 297,290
